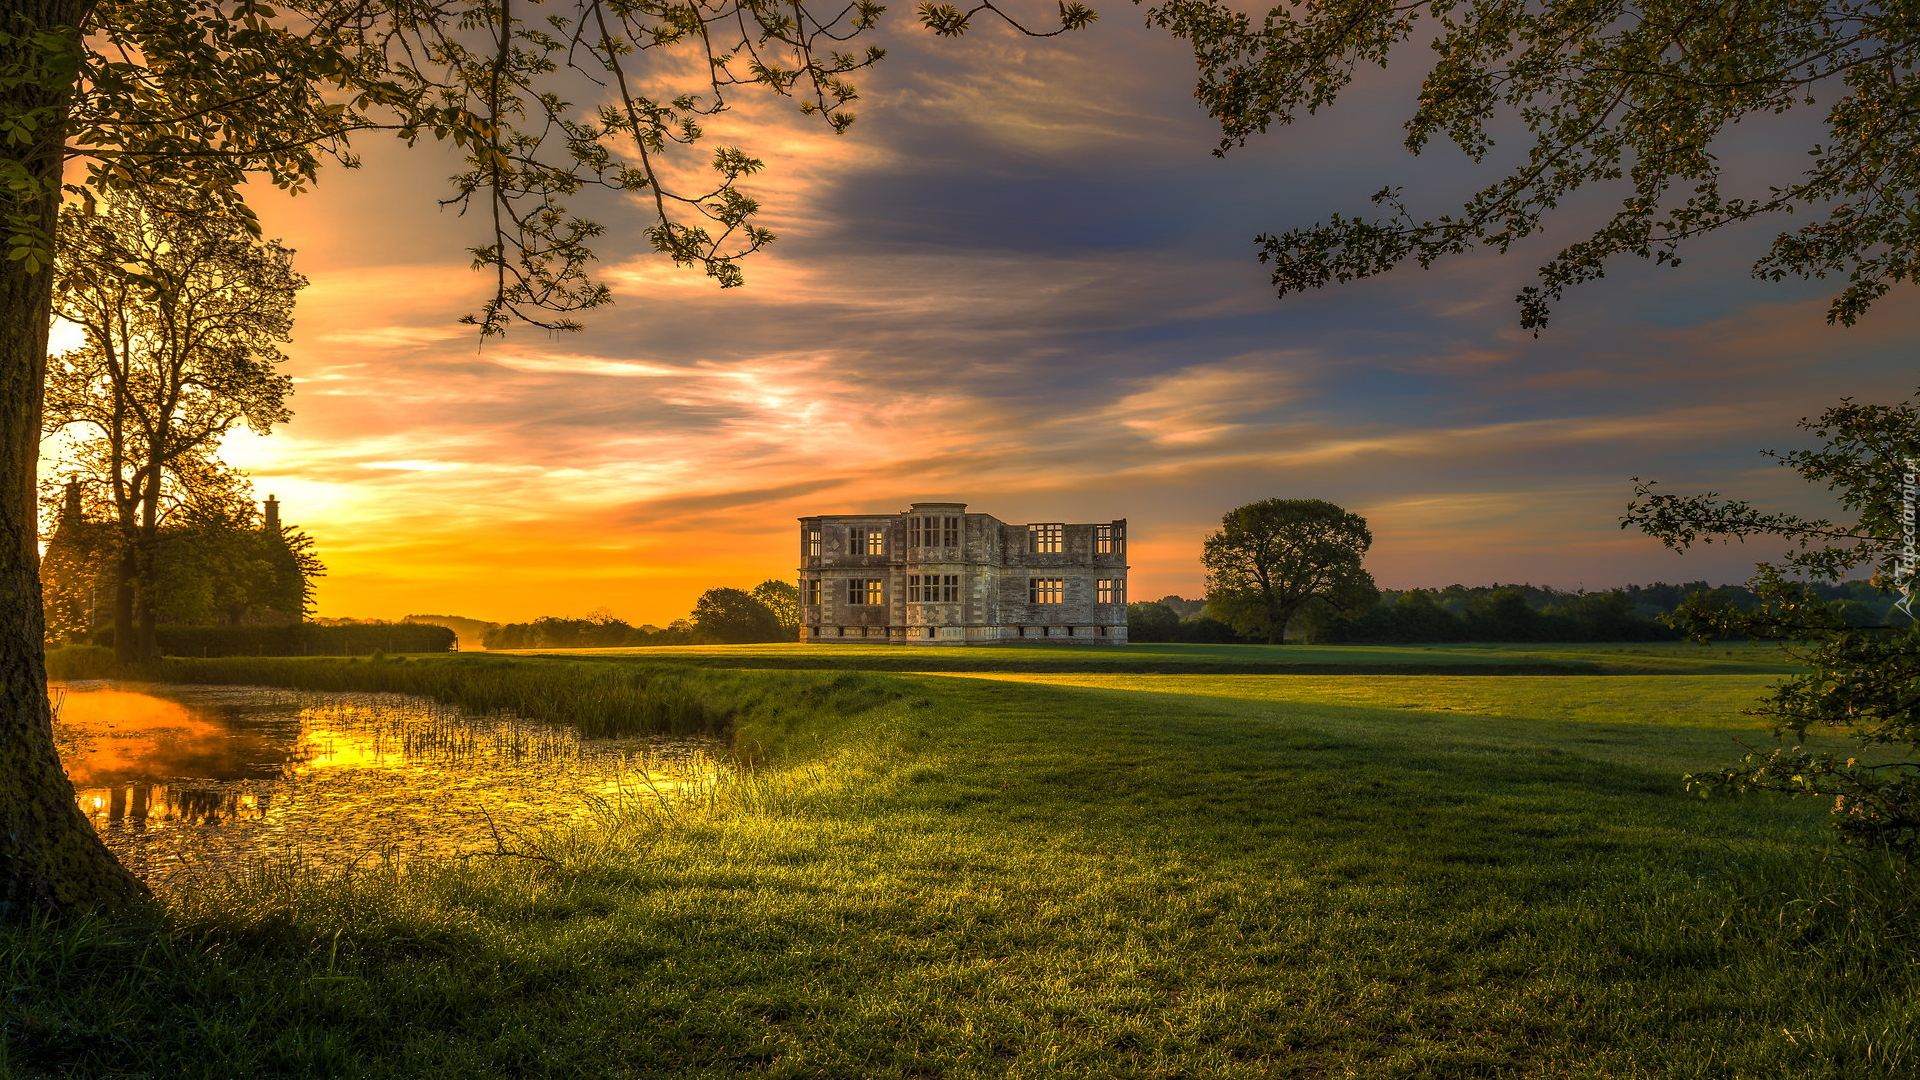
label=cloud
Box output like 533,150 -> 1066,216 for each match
158,16 -> 1917,624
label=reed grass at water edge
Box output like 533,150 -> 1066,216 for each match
45,646 -> 907,752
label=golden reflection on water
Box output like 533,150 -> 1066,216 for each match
52,682 -> 721,885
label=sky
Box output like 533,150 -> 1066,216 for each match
91,11 -> 1920,625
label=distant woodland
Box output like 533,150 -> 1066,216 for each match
423,581 -> 801,651
411,578 -> 1905,652
1127,580 -> 1910,644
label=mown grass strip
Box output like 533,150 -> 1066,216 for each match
506,639 -> 1805,675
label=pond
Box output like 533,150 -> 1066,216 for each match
51,681 -> 723,885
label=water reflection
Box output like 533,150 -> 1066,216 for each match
52,682 -> 721,884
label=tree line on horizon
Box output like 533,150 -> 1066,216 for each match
1128,579 -> 1908,645
450,581 -> 802,650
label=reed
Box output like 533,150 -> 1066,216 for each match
45,647 -> 907,749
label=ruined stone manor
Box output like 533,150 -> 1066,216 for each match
797,502 -> 1129,645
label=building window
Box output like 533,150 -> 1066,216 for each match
847,579 -> 885,605
1097,578 -> 1124,605
907,574 -> 960,602
1029,523 -> 1062,553
1029,578 -> 1063,604
849,527 -> 884,556
804,578 -> 820,606
908,515 -> 962,548
1097,524 -> 1122,554
805,528 -> 821,558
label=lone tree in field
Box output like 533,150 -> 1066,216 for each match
0,0 -> 1092,920
1143,0 -> 1920,328
750,579 -> 801,636
1202,498 -> 1375,644
1624,393 -> 1920,861
45,192 -> 302,664
693,587 -> 786,644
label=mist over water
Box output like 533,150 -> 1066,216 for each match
52,682 -> 721,885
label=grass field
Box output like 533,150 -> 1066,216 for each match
8,647 -> 1913,1078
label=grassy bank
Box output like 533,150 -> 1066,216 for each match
10,656 -> 1915,1077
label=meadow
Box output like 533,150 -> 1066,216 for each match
8,642 -> 1915,1078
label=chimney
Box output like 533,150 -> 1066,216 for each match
263,494 -> 280,531
61,480 -> 82,525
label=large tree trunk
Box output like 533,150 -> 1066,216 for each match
0,4 -> 149,921
112,547 -> 136,664
135,493 -> 158,661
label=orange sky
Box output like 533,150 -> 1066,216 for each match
42,18 -> 1920,626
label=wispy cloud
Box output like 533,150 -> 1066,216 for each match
170,18 -> 1919,623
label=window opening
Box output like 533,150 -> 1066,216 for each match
1029,578 -> 1063,604
1029,523 -> 1062,553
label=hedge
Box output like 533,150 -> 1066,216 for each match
88,623 -> 456,657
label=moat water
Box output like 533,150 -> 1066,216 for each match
50,682 -> 722,884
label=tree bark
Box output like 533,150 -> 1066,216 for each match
113,548 -> 135,664
0,3 -> 149,921
136,486 -> 158,661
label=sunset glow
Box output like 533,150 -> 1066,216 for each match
56,21 -> 1910,626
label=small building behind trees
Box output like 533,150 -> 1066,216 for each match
42,485 -> 320,644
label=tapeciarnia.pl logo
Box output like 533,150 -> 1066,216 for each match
1899,457 -> 1919,620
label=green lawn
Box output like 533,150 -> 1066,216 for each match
6,657 -> 1910,1078
506,638 -> 1803,675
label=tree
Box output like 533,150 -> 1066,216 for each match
692,587 -> 785,643
1126,599 -> 1181,642
1201,498 -> 1375,644
750,579 -> 801,636
1145,0 -> 1920,329
1,0 -> 1095,918
44,191 -> 301,662
150,493 -> 322,627
1623,392 -> 1920,860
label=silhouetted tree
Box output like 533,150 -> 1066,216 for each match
750,580 -> 801,636
44,192 -> 301,662
1126,600 -> 1181,642
1625,392 -> 1920,860
693,588 -> 784,644
1202,499 -> 1375,644
1148,0 -> 1920,329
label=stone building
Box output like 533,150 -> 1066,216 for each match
41,485 -> 313,642
797,502 -> 1129,645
